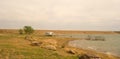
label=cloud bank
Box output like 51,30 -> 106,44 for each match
0,0 -> 120,31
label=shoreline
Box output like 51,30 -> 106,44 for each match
67,39 -> 120,58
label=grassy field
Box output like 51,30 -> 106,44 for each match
0,29 -> 119,59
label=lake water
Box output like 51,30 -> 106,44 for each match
58,34 -> 120,57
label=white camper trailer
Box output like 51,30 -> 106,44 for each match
45,32 -> 54,36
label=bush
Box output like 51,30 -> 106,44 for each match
19,29 -> 23,34
23,26 -> 34,35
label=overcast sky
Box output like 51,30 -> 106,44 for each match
0,0 -> 120,31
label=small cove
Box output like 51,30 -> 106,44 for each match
58,34 -> 120,57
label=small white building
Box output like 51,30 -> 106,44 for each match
45,32 -> 54,36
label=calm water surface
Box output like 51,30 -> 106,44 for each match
59,34 -> 120,57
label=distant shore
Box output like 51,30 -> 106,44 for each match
0,29 -> 117,34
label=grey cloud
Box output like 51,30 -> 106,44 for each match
0,0 -> 120,30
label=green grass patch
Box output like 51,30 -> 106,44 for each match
0,44 -> 16,48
